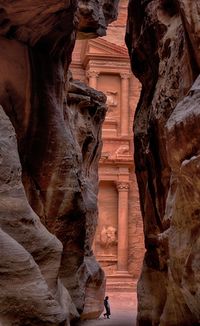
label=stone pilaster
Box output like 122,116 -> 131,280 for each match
87,70 -> 99,89
116,181 -> 129,271
120,73 -> 130,136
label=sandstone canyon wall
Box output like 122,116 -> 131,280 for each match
0,1 -> 119,325
126,1 -> 200,325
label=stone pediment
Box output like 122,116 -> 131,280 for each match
81,38 -> 129,65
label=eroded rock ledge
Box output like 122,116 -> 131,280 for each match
126,1 -> 200,325
0,1 -> 119,325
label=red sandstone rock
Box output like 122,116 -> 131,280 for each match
126,0 -> 200,325
77,0 -> 120,39
71,1 -> 144,289
60,76 -> 107,314
0,106 -> 78,325
0,0 -> 119,324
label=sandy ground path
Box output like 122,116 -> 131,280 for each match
75,292 -> 137,326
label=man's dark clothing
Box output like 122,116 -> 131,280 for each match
104,297 -> 111,319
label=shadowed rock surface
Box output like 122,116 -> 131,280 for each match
0,1 -> 119,325
77,0 -> 120,39
126,1 -> 200,325
0,105 -> 78,326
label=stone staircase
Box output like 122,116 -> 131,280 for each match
106,271 -> 137,292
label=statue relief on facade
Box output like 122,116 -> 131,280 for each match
101,145 -> 129,161
100,225 -> 117,248
106,91 -> 118,106
115,145 -> 129,156
105,91 -> 118,115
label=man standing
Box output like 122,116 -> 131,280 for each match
104,296 -> 111,319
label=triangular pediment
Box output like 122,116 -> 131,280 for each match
81,38 -> 129,62
88,44 -> 108,55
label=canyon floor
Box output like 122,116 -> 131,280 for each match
76,292 -> 137,326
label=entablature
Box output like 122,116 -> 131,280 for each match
99,163 -> 134,183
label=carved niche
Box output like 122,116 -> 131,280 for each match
100,225 -> 117,248
105,91 -> 118,115
106,91 -> 118,106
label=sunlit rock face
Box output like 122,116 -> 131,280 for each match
0,0 -> 117,325
126,1 -> 200,325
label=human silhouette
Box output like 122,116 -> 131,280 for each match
103,296 -> 111,319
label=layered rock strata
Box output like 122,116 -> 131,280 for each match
0,0 -> 119,325
126,1 -> 200,325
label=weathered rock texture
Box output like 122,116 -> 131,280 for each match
77,0 -> 120,39
0,105 -> 78,326
0,0 -> 119,325
64,76 -> 107,318
126,1 -> 200,325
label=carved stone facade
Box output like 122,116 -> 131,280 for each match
71,0 -> 144,291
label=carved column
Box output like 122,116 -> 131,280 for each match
116,182 -> 129,271
87,70 -> 99,89
120,73 -> 130,136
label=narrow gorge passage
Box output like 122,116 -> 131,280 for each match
70,0 -> 144,323
0,0 -> 199,326
74,293 -> 137,326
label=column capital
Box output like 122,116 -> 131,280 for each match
120,72 -> 130,79
87,70 -> 99,78
116,182 -> 130,192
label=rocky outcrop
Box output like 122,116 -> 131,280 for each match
61,76 -> 107,316
0,0 -> 119,325
126,1 -> 200,325
0,105 -> 78,326
77,0 -> 120,39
